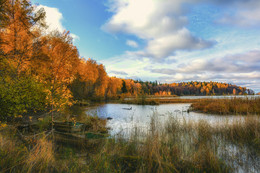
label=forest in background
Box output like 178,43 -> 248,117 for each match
0,0 -> 254,122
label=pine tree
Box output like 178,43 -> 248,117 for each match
121,80 -> 127,93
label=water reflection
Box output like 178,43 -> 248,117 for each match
86,103 -> 247,136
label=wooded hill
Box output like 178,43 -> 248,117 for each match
134,80 -> 254,96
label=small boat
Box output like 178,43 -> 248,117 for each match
53,121 -> 108,140
107,117 -> 113,120
122,107 -> 132,110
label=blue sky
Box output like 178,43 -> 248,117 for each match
32,0 -> 260,92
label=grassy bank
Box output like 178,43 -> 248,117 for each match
191,98 -> 260,115
120,99 -> 160,105
120,98 -> 200,105
120,95 -> 200,105
1,113 -> 259,172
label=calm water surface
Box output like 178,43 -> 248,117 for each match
86,103 -> 246,136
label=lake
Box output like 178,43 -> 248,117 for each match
85,103 -> 247,136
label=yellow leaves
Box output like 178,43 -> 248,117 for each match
233,88 -> 237,95
70,117 -> 76,126
77,58 -> 99,83
44,83 -> 74,112
154,91 -> 172,96
14,115 -> 23,118
34,32 -> 80,89
133,83 -> 142,95
68,101 -> 74,107
0,0 -> 40,75
0,122 -> 7,128
38,118 -> 44,121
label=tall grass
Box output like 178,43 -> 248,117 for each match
219,117 -> 260,152
191,98 -> 260,115
0,114 -> 259,172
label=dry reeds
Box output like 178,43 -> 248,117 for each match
0,113 -> 259,172
26,137 -> 55,172
191,98 -> 260,115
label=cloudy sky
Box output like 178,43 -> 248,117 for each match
31,0 -> 260,92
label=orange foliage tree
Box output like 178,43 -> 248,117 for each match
0,0 -> 45,75
106,77 -> 122,99
32,31 -> 79,112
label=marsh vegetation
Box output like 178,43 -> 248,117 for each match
191,97 -> 260,115
1,104 -> 259,172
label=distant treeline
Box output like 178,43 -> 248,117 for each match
134,80 -> 254,96
0,0 -> 253,122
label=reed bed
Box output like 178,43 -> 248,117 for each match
191,97 -> 260,115
0,114 -> 259,172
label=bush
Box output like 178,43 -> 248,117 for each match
0,76 -> 47,121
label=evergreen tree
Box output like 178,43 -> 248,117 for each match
121,80 -> 127,93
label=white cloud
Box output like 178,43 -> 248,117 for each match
36,5 -> 80,42
103,0 -> 260,61
126,40 -> 138,48
103,0 -> 214,59
143,28 -> 214,59
70,33 -> 80,42
37,5 -> 65,32
150,50 -> 260,75
109,70 -> 128,76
